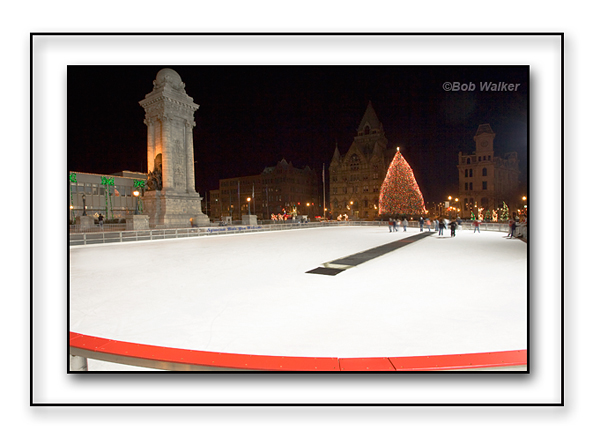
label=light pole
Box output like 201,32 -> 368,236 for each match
247,197 -> 251,216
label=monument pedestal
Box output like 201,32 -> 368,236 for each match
126,215 -> 150,231
142,190 -> 210,227
242,215 -> 258,226
76,215 -> 95,230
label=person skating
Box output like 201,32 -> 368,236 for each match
450,220 -> 456,237
509,212 -> 518,238
507,214 -> 516,238
402,218 -> 408,232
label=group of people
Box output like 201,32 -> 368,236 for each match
388,218 -> 409,232
389,216 -> 463,236
434,217 -> 460,237
507,212 -> 527,239
386,213 -> 527,240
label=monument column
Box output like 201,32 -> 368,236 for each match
145,118 -> 155,172
139,68 -> 209,227
160,115 -> 174,192
185,121 -> 196,194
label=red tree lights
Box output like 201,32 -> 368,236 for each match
378,151 -> 425,216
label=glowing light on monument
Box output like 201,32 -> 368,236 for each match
378,149 -> 425,216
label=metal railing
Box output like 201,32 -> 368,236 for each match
68,221 -> 385,245
69,220 -> 525,246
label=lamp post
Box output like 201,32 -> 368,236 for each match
133,190 -> 140,215
247,197 -> 251,216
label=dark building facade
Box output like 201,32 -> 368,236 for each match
457,124 -> 520,220
328,102 -> 396,220
210,159 -> 320,221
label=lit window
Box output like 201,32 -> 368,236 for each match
350,154 -> 360,171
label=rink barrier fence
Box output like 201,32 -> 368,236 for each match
69,220 -> 523,246
69,332 -> 527,372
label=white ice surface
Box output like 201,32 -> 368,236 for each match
70,226 -> 527,370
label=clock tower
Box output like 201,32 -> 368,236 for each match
474,123 -> 495,157
457,123 -> 520,220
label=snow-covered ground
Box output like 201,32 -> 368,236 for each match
69,225 -> 527,370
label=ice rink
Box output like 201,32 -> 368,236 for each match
69,224 -> 527,370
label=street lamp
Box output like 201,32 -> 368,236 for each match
247,197 -> 251,216
133,190 -> 140,215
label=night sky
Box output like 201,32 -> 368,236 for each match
68,65 -> 528,202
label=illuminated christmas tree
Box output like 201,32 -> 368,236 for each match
501,201 -> 509,221
378,150 -> 425,216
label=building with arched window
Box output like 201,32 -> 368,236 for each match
457,124 -> 520,220
328,102 -> 396,220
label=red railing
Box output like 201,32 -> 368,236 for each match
70,332 -> 527,372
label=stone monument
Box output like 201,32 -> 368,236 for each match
139,68 -> 210,227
